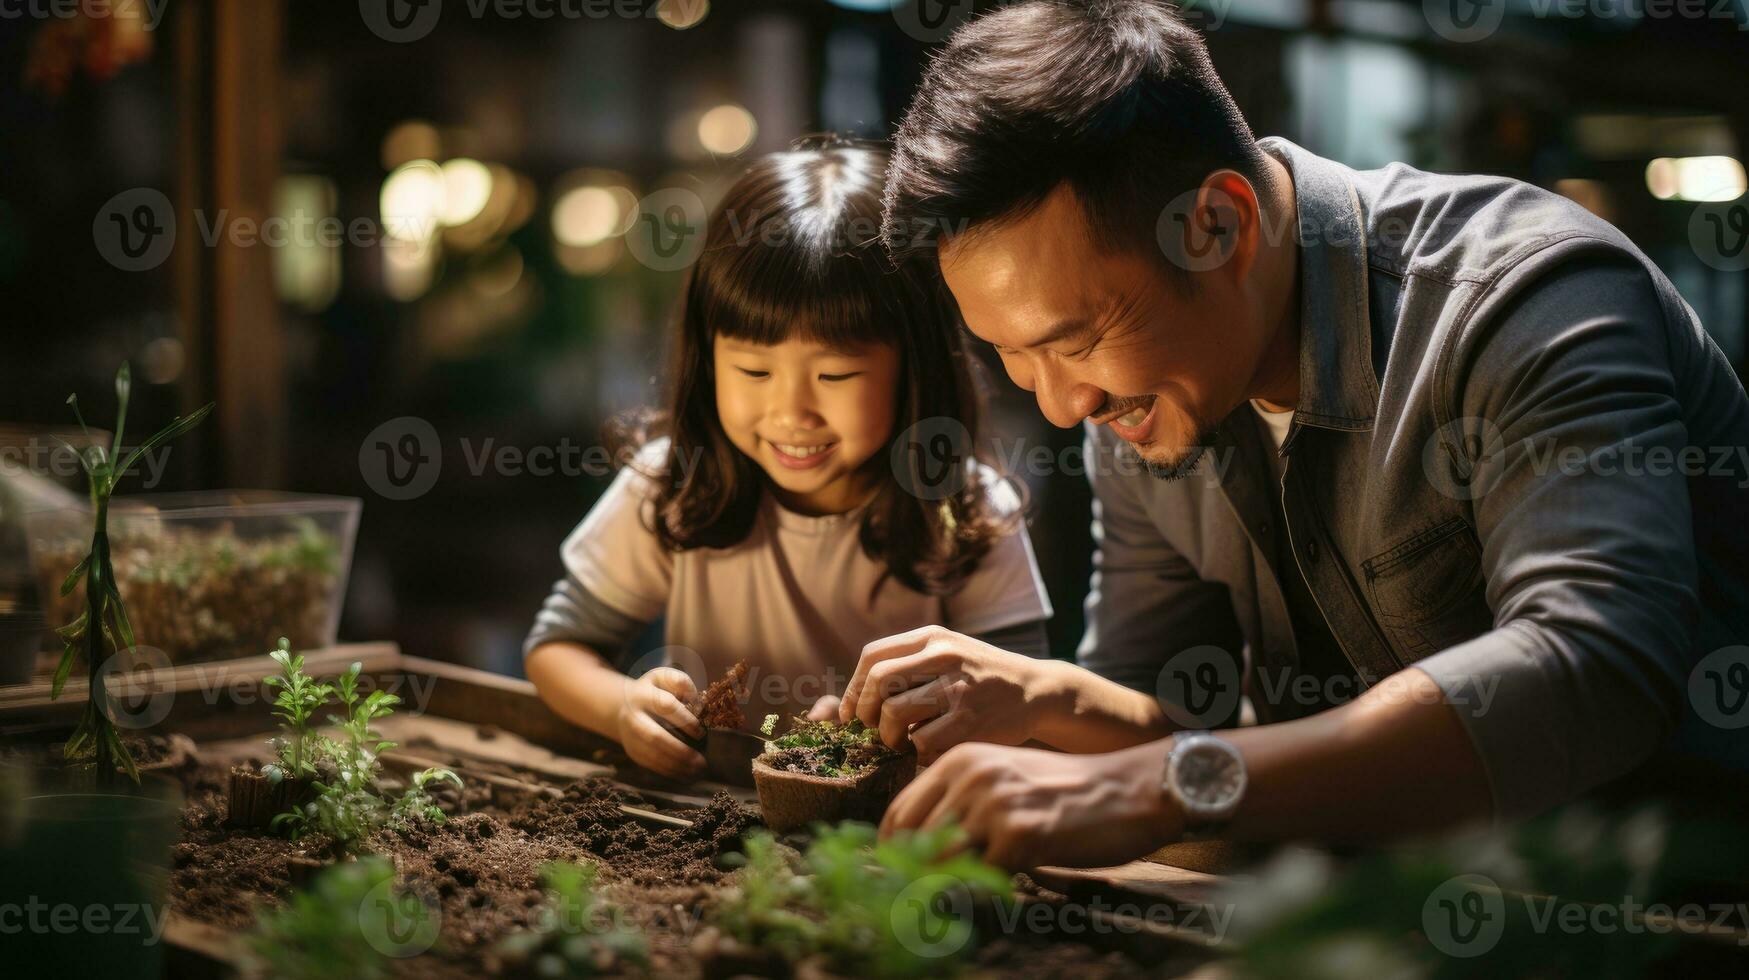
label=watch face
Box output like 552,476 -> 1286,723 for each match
1171,737 -> 1247,819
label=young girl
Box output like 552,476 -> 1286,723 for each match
524,141 -> 1051,778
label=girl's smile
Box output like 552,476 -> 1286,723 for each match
714,334 -> 901,515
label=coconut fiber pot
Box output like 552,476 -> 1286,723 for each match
751,753 -> 917,834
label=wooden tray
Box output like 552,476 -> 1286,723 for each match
0,643 -> 1232,975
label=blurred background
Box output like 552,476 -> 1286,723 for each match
0,0 -> 1745,676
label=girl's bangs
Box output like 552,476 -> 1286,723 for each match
698,234 -> 899,354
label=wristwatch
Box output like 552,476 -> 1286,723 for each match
1162,730 -> 1247,839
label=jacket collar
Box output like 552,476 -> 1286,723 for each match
1256,136 -> 1379,440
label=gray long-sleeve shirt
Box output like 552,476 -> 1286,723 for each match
1078,137 -> 1749,820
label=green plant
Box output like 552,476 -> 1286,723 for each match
713,821 -> 1011,979
263,654 -> 459,849
759,716 -> 892,777
494,861 -> 648,977
49,362 -> 213,783
247,856 -> 434,980
263,638 -> 334,782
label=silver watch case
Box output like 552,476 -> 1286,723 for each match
1164,731 -> 1247,824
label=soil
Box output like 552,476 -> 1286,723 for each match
688,660 -> 750,730
151,740 -> 1163,978
762,739 -> 896,778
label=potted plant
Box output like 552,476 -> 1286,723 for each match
8,363 -> 211,978
749,715 -> 917,834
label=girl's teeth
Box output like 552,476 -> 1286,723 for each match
777,443 -> 831,457
1118,404 -> 1150,426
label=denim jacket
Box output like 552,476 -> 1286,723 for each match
1079,137 -> 1749,819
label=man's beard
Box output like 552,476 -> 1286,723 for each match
1117,421 -> 1221,482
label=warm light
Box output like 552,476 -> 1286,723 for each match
656,0 -> 709,29
1646,156 -> 1746,203
697,104 -> 756,156
273,174 -> 342,313
384,236 -> 440,301
556,239 -> 623,276
440,159 -> 493,227
381,160 -> 446,243
553,186 -> 626,247
470,247 -> 524,298
381,121 -> 441,171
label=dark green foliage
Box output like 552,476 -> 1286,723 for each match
713,821 -> 1012,978
247,857 -> 434,980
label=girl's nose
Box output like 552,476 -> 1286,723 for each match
769,376 -> 824,430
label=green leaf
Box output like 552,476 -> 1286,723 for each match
110,362 -> 131,463
106,580 -> 136,652
59,553 -> 91,597
117,401 -> 214,480
50,638 -> 79,699
106,724 -> 141,784
55,611 -> 88,642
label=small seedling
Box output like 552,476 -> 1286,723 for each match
48,362 -> 213,783
247,857 -> 433,980
714,822 -> 1011,979
759,715 -> 893,778
260,653 -> 460,849
494,861 -> 648,978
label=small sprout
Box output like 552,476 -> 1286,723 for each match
760,714 -> 778,737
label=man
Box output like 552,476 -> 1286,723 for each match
838,0 -> 1749,870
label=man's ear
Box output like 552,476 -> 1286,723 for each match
1155,169 -> 1260,280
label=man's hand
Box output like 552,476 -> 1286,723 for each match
615,667 -> 705,778
838,626 -> 1058,761
881,740 -> 1183,870
806,694 -> 842,721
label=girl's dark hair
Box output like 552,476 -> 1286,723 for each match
616,138 -> 1012,598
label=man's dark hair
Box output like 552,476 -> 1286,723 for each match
881,0 -> 1267,265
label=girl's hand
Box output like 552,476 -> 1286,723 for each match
616,667 -> 706,778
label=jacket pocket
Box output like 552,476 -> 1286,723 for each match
1362,518 -> 1492,661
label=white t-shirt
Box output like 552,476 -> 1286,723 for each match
1252,400 -> 1293,482
554,440 -> 1053,722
